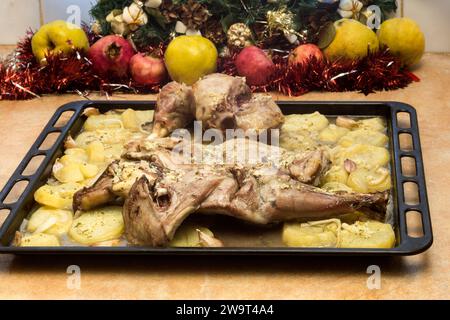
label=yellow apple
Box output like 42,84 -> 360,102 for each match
32,20 -> 90,64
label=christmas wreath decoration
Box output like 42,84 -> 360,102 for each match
0,0 -> 424,100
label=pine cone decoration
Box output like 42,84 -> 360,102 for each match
160,0 -> 178,23
178,0 -> 211,30
203,19 -> 226,46
227,23 -> 253,49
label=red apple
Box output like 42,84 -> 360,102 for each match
130,53 -> 167,85
288,44 -> 324,67
88,35 -> 135,78
235,46 -> 275,86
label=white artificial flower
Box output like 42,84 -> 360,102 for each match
338,0 -> 363,19
123,2 -> 148,31
145,0 -> 162,9
106,10 -> 130,35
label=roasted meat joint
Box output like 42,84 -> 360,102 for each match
17,74 -> 395,249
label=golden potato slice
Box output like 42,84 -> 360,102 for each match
75,129 -> 132,148
338,129 -> 388,148
54,162 -> 85,183
347,167 -> 392,193
80,163 -> 99,178
64,148 -> 88,162
20,233 -> 60,247
340,221 -> 395,248
170,224 -> 215,247
103,143 -> 125,161
27,207 -> 73,236
86,141 -> 105,163
322,165 -> 349,184
282,112 -> 329,134
366,167 -> 392,192
318,125 -> 349,144
280,132 -> 318,152
135,110 -> 154,125
357,117 -> 386,132
69,206 -> 124,245
282,219 -> 340,248
121,109 -> 139,130
340,144 -> 390,170
279,131 -> 318,152
34,183 -> 82,209
346,168 -> 369,193
83,114 -> 123,131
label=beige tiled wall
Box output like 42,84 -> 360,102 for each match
402,0 -> 450,53
0,0 -> 41,45
0,0 -> 449,52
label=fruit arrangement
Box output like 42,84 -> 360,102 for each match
0,0 -> 426,100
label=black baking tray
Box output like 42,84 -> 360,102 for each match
0,100 -> 432,255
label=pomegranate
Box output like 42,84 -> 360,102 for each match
130,53 -> 167,85
288,44 -> 324,67
88,35 -> 135,78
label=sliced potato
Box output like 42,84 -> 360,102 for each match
121,109 -> 139,130
58,154 -> 83,165
69,206 -> 124,245
86,141 -> 105,163
279,131 -> 318,152
135,110 -> 154,125
282,219 -> 340,248
34,183 -> 82,209
27,207 -> 73,236
170,224 -> 214,247
20,233 -> 60,247
64,148 -> 88,162
339,144 -> 390,170
54,162 -> 85,183
322,165 -> 349,184
80,163 -> 99,178
103,143 -> 125,161
357,117 -> 386,132
347,167 -> 392,193
338,129 -> 388,148
281,112 -> 329,134
75,129 -> 131,148
340,221 -> 395,248
318,125 -> 349,144
83,114 -> 123,131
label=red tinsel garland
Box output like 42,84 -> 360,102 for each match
218,49 -> 419,96
0,31 -> 419,100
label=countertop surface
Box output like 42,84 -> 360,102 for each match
0,53 -> 449,300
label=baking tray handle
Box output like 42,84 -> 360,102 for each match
390,102 -> 433,254
0,101 -> 90,232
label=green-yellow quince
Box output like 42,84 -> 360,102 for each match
32,20 -> 90,64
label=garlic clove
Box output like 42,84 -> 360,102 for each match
344,159 -> 357,173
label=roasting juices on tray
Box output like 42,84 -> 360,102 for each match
15,74 -> 395,249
